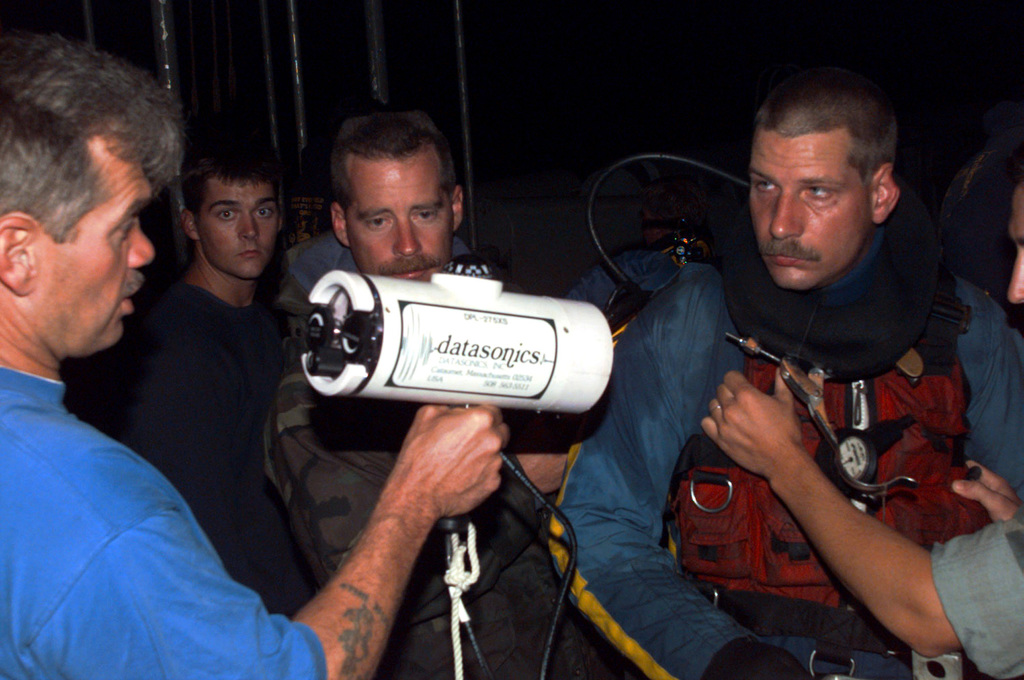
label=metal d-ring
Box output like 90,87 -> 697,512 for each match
808,649 -> 855,677
689,471 -> 733,514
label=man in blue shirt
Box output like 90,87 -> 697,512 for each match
0,32 -> 507,680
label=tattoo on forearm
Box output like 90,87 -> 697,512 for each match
336,582 -> 390,678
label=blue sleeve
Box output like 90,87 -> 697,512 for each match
30,511 -> 326,680
564,251 -> 681,306
555,265 -> 749,680
564,262 -> 616,305
955,279 -> 1024,495
617,251 -> 683,294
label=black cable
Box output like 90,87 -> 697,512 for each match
463,617 -> 497,680
440,387 -> 574,680
439,518 -> 495,679
585,152 -> 749,285
499,451 -> 578,680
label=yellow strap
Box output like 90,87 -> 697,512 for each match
549,442 -> 679,680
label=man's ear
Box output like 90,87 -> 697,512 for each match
0,213 -> 42,296
450,185 -> 464,232
180,210 -> 200,242
331,202 -> 351,247
869,163 -> 901,225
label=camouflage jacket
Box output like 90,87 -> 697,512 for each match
265,239 -> 625,679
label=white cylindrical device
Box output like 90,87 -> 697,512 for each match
303,271 -> 613,413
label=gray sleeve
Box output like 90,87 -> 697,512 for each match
931,505 -> 1024,679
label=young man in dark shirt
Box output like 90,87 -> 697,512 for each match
122,144 -> 316,614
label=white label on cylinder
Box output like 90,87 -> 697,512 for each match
387,302 -> 557,399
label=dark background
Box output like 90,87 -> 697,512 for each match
4,1 -> 1024,433
4,1 -> 1023,188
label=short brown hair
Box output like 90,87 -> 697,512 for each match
754,67 -> 896,183
181,142 -> 282,213
330,111 -> 456,208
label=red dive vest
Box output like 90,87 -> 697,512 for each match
672,354 -> 991,609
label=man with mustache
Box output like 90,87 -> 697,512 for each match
696,139 -> 1024,680
274,111 -> 471,350
0,31 -> 510,680
121,143 -> 317,615
556,68 -> 1024,680
267,111 -> 621,679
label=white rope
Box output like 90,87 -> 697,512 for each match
444,521 -> 480,680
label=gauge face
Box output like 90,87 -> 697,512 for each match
838,436 -> 872,480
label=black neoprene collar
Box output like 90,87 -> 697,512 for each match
721,184 -> 938,381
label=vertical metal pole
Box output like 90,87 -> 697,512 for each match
82,0 -> 96,46
285,0 -> 308,167
452,0 -> 476,249
363,0 -> 390,104
150,1 -> 182,112
257,0 -> 280,154
150,0 -> 188,269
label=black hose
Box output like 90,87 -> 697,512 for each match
464,617 -> 497,680
499,451 -> 578,680
585,152 -> 749,285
